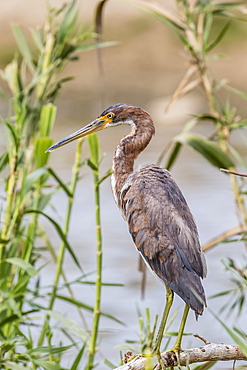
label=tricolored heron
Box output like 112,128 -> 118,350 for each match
46,104 -> 207,367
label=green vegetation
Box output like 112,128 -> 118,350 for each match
0,0 -> 247,369
0,2 -> 114,369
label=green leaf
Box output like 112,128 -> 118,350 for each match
0,237 -> 9,244
4,362 -> 33,370
129,0 -> 185,31
2,120 -> 18,151
40,103 -> 57,137
229,120 -> 247,130
87,158 -> 98,172
206,21 -> 231,52
0,58 -> 22,96
175,133 -> 234,169
104,358 -> 116,369
176,32 -> 190,48
0,152 -> 9,172
56,294 -> 125,325
205,54 -> 228,61
44,310 -> 89,341
12,24 -> 34,72
5,258 -> 38,277
75,40 -> 118,52
31,27 -> 43,51
47,167 -> 73,198
32,360 -> 63,370
21,168 -> 47,200
210,289 -> 235,299
8,276 -> 31,296
210,309 -> 247,356
228,144 -> 247,169
38,193 -> 53,212
55,294 -> 94,311
24,209 -> 81,270
71,343 -> 86,370
87,133 -> 99,167
214,2 -> 245,10
28,344 -> 74,355
157,118 -> 199,168
57,0 -> 78,44
0,85 -> 9,101
225,84 -> 247,100
24,59 -> 60,95
98,168 -> 113,185
34,138 -> 53,168
165,142 -> 182,171
203,12 -> 213,47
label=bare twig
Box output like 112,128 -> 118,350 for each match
165,65 -> 198,112
220,168 -> 247,178
131,0 -> 186,30
194,333 -> 211,345
114,344 -> 247,370
202,225 -> 247,252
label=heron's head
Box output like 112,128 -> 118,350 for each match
46,104 -> 154,152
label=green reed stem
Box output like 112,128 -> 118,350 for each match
0,153 -> 18,262
87,167 -> 103,370
38,139 -> 83,346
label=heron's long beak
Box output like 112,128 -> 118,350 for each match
45,118 -> 107,152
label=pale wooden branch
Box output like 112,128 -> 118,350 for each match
114,344 -> 247,370
193,333 -> 211,345
202,225 -> 247,252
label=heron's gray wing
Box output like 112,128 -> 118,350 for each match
120,164 -> 207,315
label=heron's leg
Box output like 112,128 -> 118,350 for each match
127,287 -> 173,369
152,285 -> 174,355
172,303 -> 190,352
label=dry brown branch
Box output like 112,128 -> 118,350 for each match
131,0 -> 186,30
114,344 -> 247,370
165,64 -> 200,111
202,225 -> 247,252
220,168 -> 247,178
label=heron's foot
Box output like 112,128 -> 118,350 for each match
124,353 -> 145,362
164,346 -> 182,369
123,351 -> 148,364
166,344 -> 181,353
125,350 -> 164,369
151,349 -> 166,370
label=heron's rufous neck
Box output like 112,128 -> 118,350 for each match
112,119 -> 155,205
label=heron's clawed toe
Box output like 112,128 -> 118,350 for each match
125,351 -> 165,369
155,352 -> 165,370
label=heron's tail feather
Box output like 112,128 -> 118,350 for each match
167,270 -> 206,316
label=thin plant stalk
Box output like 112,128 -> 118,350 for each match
87,151 -> 103,370
38,138 -> 83,346
0,152 -> 18,261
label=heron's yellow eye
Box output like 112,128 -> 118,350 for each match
107,113 -> 114,119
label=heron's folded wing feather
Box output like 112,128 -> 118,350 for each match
120,164 -> 207,313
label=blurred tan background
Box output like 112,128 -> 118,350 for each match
1,0 -> 247,123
